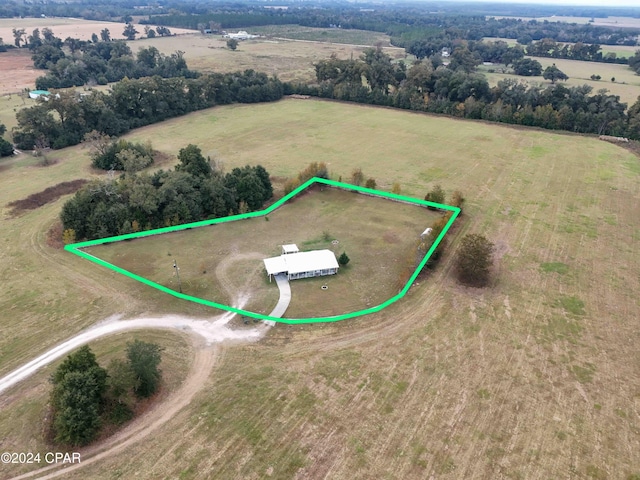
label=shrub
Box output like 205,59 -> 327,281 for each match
425,184 -> 445,209
455,233 -> 494,287
338,251 -> 350,266
351,167 -> 364,186
91,139 -> 153,171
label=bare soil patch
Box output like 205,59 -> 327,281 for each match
0,18 -> 195,44
6,179 -> 88,216
0,49 -> 38,94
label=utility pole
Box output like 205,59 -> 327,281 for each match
173,260 -> 182,293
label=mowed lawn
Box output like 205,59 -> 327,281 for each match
86,187 -> 438,319
1,99 -> 639,478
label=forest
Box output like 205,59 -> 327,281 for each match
13,70 -> 283,150
60,144 -> 273,241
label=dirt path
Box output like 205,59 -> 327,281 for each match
0,310 -> 268,395
11,344 -> 220,480
2,305 -> 270,479
213,250 -> 266,301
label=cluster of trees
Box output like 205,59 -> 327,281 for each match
85,133 -> 154,171
629,51 -> 640,75
14,70 -> 283,150
293,48 -> 639,139
408,36 -> 634,72
283,161 -> 329,195
0,124 -> 13,157
525,38 -> 628,64
61,144 -> 273,241
49,341 -> 162,446
29,31 -> 195,90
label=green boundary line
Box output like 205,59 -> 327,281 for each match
65,177 -> 460,324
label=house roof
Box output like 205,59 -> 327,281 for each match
263,250 -> 339,276
282,244 -> 299,254
264,256 -> 288,275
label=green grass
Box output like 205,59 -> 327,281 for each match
540,262 -> 569,274
556,295 -> 586,316
571,363 -> 596,383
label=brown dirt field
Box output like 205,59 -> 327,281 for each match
0,49 -> 38,94
0,17 -> 195,43
6,178 -> 88,215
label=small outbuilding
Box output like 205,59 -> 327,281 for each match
264,245 -> 339,281
29,90 -> 51,100
281,244 -> 299,255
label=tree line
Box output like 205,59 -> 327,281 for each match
49,341 -> 162,446
19,26 -> 190,90
289,47 -> 639,139
61,144 -> 273,241
13,70 -> 283,150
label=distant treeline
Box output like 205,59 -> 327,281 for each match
14,70 -> 283,150
288,48 -> 640,140
147,8 -> 640,47
2,0 -> 639,23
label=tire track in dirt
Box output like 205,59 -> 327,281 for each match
10,344 -> 221,480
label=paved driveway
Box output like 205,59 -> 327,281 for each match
265,273 -> 291,324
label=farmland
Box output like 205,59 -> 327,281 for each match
130,32 -> 404,83
479,56 -> 640,106
1,97 -> 639,478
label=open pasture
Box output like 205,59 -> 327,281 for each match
249,24 -> 392,46
130,34 -> 405,83
479,55 -> 640,105
484,36 -> 640,59
85,187 -> 438,319
1,99 -> 639,478
489,15 -> 640,28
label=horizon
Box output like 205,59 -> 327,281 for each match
433,0 -> 640,7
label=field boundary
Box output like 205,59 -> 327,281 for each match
64,177 -> 460,323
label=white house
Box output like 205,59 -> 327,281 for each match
223,31 -> 259,40
263,245 -> 339,281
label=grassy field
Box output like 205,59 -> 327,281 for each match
484,37 -> 640,59
1,98 -> 640,478
489,15 -> 640,28
479,56 -> 640,105
130,33 -> 404,84
86,187 -> 438,319
249,24 -> 391,46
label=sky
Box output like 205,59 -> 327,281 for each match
444,0 -> 640,6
